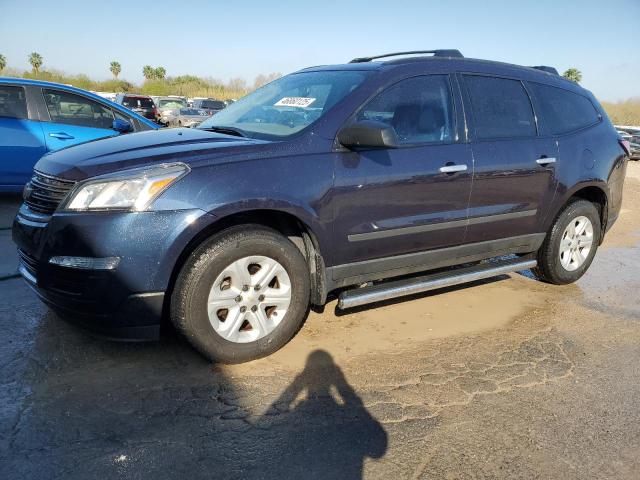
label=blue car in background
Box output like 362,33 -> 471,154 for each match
0,78 -> 158,192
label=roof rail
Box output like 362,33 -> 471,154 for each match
530,65 -> 559,75
349,49 -> 464,63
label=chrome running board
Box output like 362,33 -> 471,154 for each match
337,258 -> 537,309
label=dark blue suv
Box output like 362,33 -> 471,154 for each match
12,50 -> 629,363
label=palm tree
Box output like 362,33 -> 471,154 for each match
28,52 -> 43,74
110,61 -> 121,79
142,65 -> 154,80
154,66 -> 166,80
562,68 -> 582,84
0,54 -> 6,73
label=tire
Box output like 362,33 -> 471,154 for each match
533,199 -> 601,285
170,225 -> 311,363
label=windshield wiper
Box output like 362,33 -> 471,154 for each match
200,126 -> 247,138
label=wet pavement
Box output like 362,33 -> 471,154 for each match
1,164 -> 639,479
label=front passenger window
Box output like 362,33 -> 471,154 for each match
357,75 -> 454,144
43,89 -> 114,130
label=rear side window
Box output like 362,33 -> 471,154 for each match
528,82 -> 600,135
43,89 -> 115,129
463,75 -> 536,139
122,96 -> 154,108
0,85 -> 28,119
201,100 -> 225,109
357,75 -> 455,144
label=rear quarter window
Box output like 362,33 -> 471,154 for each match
0,85 -> 28,119
463,75 -> 536,139
528,82 -> 600,135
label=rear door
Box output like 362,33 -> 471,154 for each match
332,74 -> 474,268
460,74 -> 558,246
39,88 -> 118,151
0,84 -> 46,188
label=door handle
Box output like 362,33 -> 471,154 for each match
49,132 -> 75,140
536,157 -> 556,166
439,164 -> 468,173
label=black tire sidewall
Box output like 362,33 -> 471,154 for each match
172,226 -> 310,363
543,200 -> 601,284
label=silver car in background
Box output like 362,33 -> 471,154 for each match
164,107 -> 210,127
154,96 -> 188,125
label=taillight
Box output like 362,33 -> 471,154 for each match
152,107 -> 158,116
619,139 -> 631,156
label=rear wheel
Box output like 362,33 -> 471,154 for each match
171,225 -> 310,363
533,199 -> 601,284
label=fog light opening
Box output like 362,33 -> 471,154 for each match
48,256 -> 120,270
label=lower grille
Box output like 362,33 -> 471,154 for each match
24,170 -> 76,215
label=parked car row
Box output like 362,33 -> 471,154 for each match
93,92 -> 230,127
615,126 -> 640,160
0,78 -> 158,191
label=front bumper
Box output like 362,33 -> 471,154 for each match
12,205 -> 213,340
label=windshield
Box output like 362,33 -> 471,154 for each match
198,70 -> 368,139
159,98 -> 187,108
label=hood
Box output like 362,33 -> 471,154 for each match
35,127 -> 270,181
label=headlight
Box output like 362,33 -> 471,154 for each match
62,163 -> 189,211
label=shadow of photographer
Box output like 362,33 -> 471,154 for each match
253,349 -> 388,479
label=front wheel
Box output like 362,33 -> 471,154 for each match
170,225 -> 310,363
533,199 -> 601,284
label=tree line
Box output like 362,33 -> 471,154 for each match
0,52 -> 637,124
0,52 -> 281,100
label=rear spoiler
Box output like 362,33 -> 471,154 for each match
530,66 -> 559,75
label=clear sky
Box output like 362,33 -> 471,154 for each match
1,0 -> 638,101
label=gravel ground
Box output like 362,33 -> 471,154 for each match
0,162 -> 639,479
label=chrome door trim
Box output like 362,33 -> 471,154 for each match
347,209 -> 537,242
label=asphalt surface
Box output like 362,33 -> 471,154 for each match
1,164 -> 639,479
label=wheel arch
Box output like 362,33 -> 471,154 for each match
165,207 -> 329,316
550,182 -> 609,244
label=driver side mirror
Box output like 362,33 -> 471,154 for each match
338,120 -> 399,149
112,118 -> 133,134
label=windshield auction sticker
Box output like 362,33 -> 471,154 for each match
274,97 -> 316,108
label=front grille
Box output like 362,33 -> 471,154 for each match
24,170 -> 76,214
18,249 -> 39,279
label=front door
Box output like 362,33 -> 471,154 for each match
331,74 -> 473,270
39,88 -> 118,151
